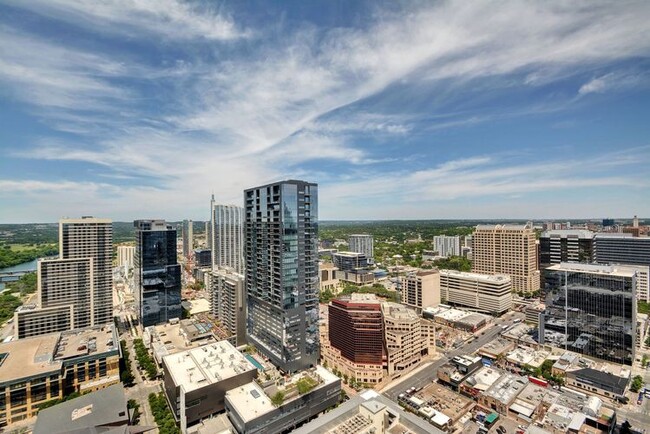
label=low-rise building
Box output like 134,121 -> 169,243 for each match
424,305 -> 490,332
145,318 -> 218,365
437,355 -> 483,390
162,341 -> 258,430
479,373 -> 528,415
225,366 -> 341,434
0,325 -> 120,427
292,389 -> 444,434
477,337 -> 516,360
460,366 -> 504,398
564,368 -> 629,400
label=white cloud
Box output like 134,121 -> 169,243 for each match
579,75 -> 611,95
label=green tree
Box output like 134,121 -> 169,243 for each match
271,391 -> 285,406
630,375 -> 644,393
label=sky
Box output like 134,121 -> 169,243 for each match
1,0 -> 650,223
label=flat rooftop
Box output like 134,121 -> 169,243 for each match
55,325 -> 117,360
382,302 -> 419,320
548,262 -> 636,277
440,269 -> 511,283
163,341 -> 256,393
0,334 -> 61,384
465,367 -> 503,391
483,373 -> 528,404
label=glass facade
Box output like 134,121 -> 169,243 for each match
540,264 -> 636,365
245,180 -> 319,373
134,220 -> 182,328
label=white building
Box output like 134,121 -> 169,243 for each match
211,204 -> 244,274
439,269 -> 512,315
433,235 -> 461,258
401,270 -> 441,312
116,245 -> 135,270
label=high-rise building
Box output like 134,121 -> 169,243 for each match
540,263 -> 636,365
539,230 -> 594,271
382,302 -> 424,375
209,267 -> 246,346
116,245 -> 135,270
182,219 -> 193,260
332,251 -> 368,271
193,249 -> 212,268
439,270 -> 512,315
594,234 -> 650,267
211,204 -> 244,274
134,220 -> 182,328
348,234 -> 374,264
205,221 -> 212,250
433,235 -> 461,258
245,180 -> 319,373
472,222 -> 540,293
38,258 -> 94,329
401,270 -> 441,312
59,217 -> 113,326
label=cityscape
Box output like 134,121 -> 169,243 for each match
1,2 -> 650,434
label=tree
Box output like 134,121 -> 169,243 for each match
271,391 -> 285,406
630,375 -> 644,393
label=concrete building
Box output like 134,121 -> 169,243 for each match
0,325 -> 120,427
332,251 -> 369,271
348,234 -> 374,264
327,294 -> 384,384
594,233 -> 650,267
116,245 -> 135,270
162,341 -> 258,431
14,305 -> 74,339
472,222 -> 540,293
209,267 -> 246,346
540,263 -> 637,366
292,390 -> 443,434
211,204 -> 244,274
437,354 -> 483,390
38,257 -> 94,329
335,269 -> 375,285
134,220 -> 182,328
382,302 -> 424,376
33,383 -> 149,434
434,235 -> 461,258
609,263 -> 650,302
245,180 -> 319,373
146,318 -> 219,365
439,269 -> 512,315
182,219 -> 193,260
539,230 -> 594,271
401,270 -> 441,312
59,217 -> 113,327
423,305 -> 490,332
319,262 -> 339,294
478,373 -> 529,415
225,366 -> 340,434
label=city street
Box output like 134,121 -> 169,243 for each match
382,313 -> 524,401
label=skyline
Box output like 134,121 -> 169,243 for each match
1,1 -> 650,223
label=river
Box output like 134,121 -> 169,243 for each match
0,259 -> 39,291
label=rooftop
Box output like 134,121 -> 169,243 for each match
483,373 -> 528,404
382,302 -> 419,320
163,341 -> 256,393
465,366 -> 504,391
33,383 -> 128,434
541,230 -> 594,238
478,337 -> 513,357
439,269 -> 511,283
547,262 -> 637,277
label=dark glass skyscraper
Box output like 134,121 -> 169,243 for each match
540,263 -> 636,365
134,220 -> 182,328
244,180 -> 319,373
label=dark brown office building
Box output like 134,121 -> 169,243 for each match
328,295 -> 384,365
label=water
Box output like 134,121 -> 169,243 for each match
0,259 -> 38,274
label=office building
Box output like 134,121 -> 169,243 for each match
245,180 -> 319,373
292,390 -> 443,434
14,305 -> 74,339
434,235 -> 461,258
332,251 -> 368,271
182,219 -> 193,260
38,257 -> 94,329
59,217 -> 113,326
193,248 -> 212,268
439,270 -> 513,315
162,341 -> 258,430
539,230 -> 595,270
327,294 -> 384,384
0,325 -> 120,427
209,267 -> 247,345
116,245 -> 135,270
472,222 -> 540,292
540,263 -> 636,365
594,234 -> 650,267
382,302 -> 424,376
211,204 -> 244,274
319,262 -> 339,294
225,366 -> 340,434
401,270 -> 441,312
348,234 -> 374,263
134,220 -> 182,328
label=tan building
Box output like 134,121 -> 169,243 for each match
401,270 -> 440,312
382,302 -> 424,376
319,262 -> 340,294
472,222 -> 540,292
439,269 -> 512,315
0,325 -> 120,427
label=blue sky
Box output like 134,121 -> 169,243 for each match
1,0 -> 649,222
